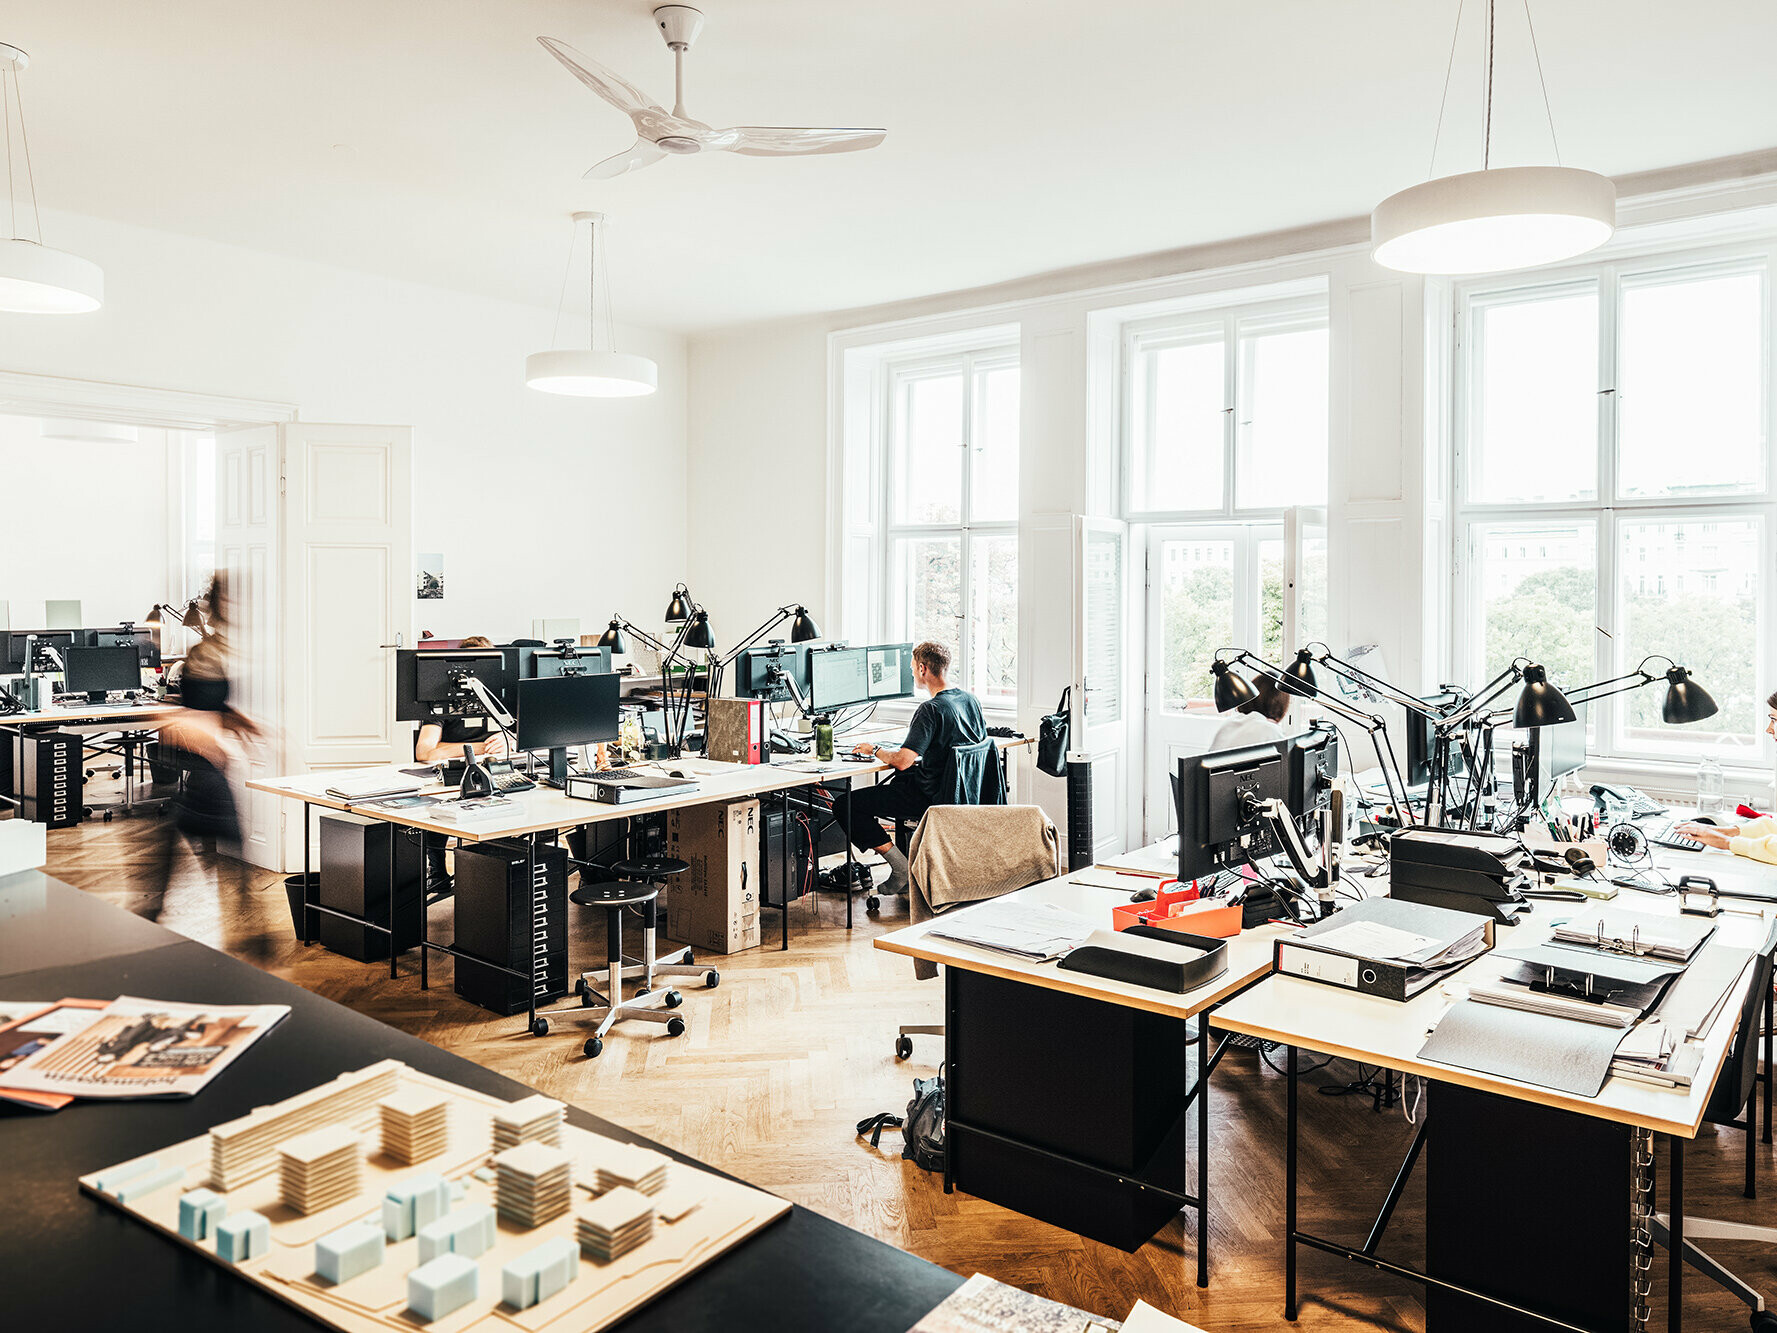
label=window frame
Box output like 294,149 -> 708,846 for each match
1451,239 -> 1776,765
879,342 -> 1021,706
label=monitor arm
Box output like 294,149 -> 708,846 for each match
1251,795 -> 1346,907
770,665 -> 813,718
459,674 -> 515,731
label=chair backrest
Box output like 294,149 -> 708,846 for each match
909,803 -> 1058,900
1705,921 -> 1777,1125
939,737 -> 1006,807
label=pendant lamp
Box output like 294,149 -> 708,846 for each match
0,45 -> 102,313
526,211 -> 657,397
1372,1 -> 1614,276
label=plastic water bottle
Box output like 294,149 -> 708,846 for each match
1697,756 -> 1726,817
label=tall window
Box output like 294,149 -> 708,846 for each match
1123,292 -> 1330,701
1455,249 -> 1773,761
883,346 -> 1020,705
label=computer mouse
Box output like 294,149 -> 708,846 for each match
1693,815 -> 1718,826
1129,886 -> 1159,903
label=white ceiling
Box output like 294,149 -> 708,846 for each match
8,1 -> 1777,332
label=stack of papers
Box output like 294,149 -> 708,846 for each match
324,775 -> 421,801
575,1187 -> 655,1261
1306,917 -> 1489,970
1610,1021 -> 1705,1088
926,901 -> 1099,961
431,796 -> 518,823
1552,907 -> 1715,962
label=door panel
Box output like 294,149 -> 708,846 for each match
1075,516 -> 1134,858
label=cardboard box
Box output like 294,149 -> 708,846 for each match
665,798 -> 761,954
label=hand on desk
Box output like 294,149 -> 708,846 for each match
1675,821 -> 1733,850
851,742 -> 876,759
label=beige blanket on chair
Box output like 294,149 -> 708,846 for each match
907,804 -> 1060,980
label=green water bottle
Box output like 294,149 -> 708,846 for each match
814,714 -> 835,762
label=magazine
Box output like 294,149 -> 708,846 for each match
0,998 -> 109,1110
0,995 -> 289,1100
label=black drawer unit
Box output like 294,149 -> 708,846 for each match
316,814 -> 424,961
452,838 -> 569,1016
17,731 -> 83,829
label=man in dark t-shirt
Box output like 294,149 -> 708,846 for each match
834,640 -> 986,898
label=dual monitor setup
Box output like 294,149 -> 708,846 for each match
733,641 -> 915,713
1175,726 -> 1341,892
4,626 -> 159,705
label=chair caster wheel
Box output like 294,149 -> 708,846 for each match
529,1016 -> 549,1037
866,894 -> 881,914
704,970 -> 719,988
581,991 -> 595,1008
103,811 -> 114,822
1752,1312 -> 1777,1333
664,990 -> 683,1009
575,977 -> 588,998
584,1037 -> 603,1058
666,1016 -> 686,1038
895,1035 -> 913,1060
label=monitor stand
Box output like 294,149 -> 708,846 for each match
547,747 -> 570,787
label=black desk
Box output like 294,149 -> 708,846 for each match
0,873 -> 961,1333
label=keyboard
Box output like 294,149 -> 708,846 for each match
1644,819 -> 1705,852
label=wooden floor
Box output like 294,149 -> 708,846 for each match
40,784 -> 1777,1331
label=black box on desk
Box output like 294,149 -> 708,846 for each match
17,731 -> 82,829
317,814 -> 424,961
452,838 -> 569,1015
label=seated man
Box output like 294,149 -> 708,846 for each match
836,640 -> 986,897
1212,674 -> 1289,750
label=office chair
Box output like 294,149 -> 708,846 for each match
893,803 -> 1058,1060
568,856 -> 717,1059
1651,923 -> 1777,1330
871,736 -> 1008,914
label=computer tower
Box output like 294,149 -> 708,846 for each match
17,731 -> 82,829
452,838 -> 569,1016
760,803 -> 811,908
316,815 -> 424,961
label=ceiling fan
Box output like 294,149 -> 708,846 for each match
539,5 -> 886,180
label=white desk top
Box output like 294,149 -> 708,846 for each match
0,699 -> 174,727
1212,848 -> 1777,1137
874,853 -> 1283,1021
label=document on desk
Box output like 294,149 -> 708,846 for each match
1307,917 -> 1489,968
1551,907 -> 1715,962
1418,999 -> 1627,1097
1653,944 -> 1754,1039
926,901 -> 1099,962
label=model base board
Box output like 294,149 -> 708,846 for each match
78,1063 -> 791,1332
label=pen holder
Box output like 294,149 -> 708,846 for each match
1110,882 -> 1243,939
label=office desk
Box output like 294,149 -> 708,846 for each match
875,852 -> 1285,1284
1213,851 -> 1777,1332
0,871 -> 963,1333
1,698 -> 174,822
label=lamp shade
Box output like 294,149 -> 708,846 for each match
1660,666 -> 1718,725
141,604 -> 165,628
789,606 -> 821,643
1211,660 -> 1256,713
524,349 -> 657,398
1281,649 -> 1319,699
179,600 -> 206,632
1371,166 -> 1615,276
1512,662 -> 1577,729
0,238 -> 103,314
682,610 -> 714,650
597,619 -> 629,655
664,586 -> 692,623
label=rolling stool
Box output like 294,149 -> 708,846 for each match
581,857 -> 720,993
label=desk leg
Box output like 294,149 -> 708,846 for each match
843,778 -> 855,930
1668,1135 -> 1683,1333
1196,1017 -> 1209,1288
780,788 -> 790,952
301,802 -> 314,946
420,835 -> 430,992
387,822 -> 399,980
1764,981 -> 1773,1146
1285,1043 -> 1298,1320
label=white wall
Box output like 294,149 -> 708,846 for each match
0,412 -> 172,629
1,207 -> 689,644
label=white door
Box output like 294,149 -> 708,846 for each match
1282,506 -> 1329,657
215,424 -> 282,870
280,424 -> 413,864
1073,516 -> 1137,857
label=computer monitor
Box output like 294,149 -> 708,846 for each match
865,643 -> 915,699
533,646 -> 613,678
62,645 -> 142,702
1176,742 -> 1287,883
1526,703 -> 1588,791
735,644 -> 810,704
516,673 -> 621,784
5,630 -> 78,671
1404,691 -> 1463,789
500,643 -> 543,682
394,649 -> 514,722
95,628 -> 161,668
808,647 -> 872,712
1284,725 -> 1341,819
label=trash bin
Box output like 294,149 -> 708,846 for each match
284,872 -> 319,940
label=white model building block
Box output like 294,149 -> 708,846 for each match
0,815 -> 47,875
92,1157 -> 159,1194
114,1163 -> 185,1202
407,1252 -> 478,1321
382,1172 -> 451,1242
178,1188 -> 226,1242
416,1203 -> 496,1264
216,1211 -> 271,1263
315,1219 -> 386,1285
502,1236 -> 580,1310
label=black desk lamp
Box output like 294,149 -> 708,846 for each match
1560,656 -> 1718,724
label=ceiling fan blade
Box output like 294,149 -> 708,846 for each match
723,126 -> 887,157
537,36 -> 660,118
584,138 -> 668,180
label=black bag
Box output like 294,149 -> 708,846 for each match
1036,687 -> 1071,778
856,1073 -> 946,1174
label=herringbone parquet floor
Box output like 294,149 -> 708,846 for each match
41,788 -> 1777,1331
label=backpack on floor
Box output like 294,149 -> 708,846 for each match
856,1073 -> 946,1174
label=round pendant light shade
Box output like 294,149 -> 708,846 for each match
1372,165 -> 1615,276
1660,666 -> 1718,725
597,618 -> 629,655
682,610 -> 715,651
524,349 -> 657,398
1211,660 -> 1256,713
789,606 -> 821,643
664,585 -> 692,624
1281,649 -> 1319,699
1512,662 -> 1577,729
0,239 -> 102,313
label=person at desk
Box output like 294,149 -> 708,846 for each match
1211,674 -> 1289,749
1675,691 -> 1777,863
837,640 -> 985,898
413,636 -> 509,764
